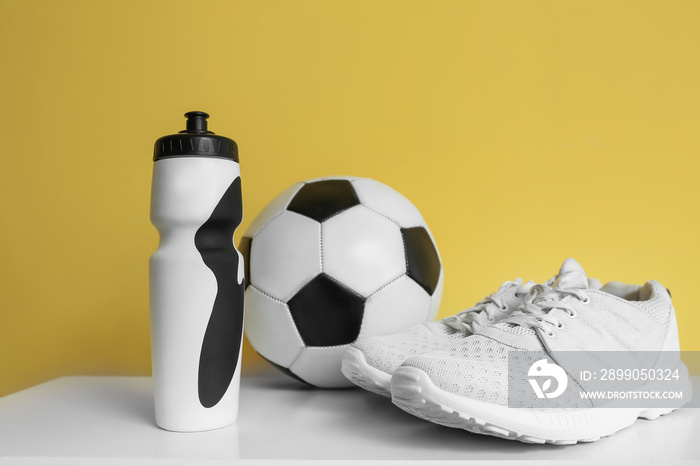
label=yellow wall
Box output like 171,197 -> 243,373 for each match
1,0 -> 699,397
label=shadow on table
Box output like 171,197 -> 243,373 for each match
245,372 -> 563,456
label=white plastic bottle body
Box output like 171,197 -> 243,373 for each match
149,156 -> 244,432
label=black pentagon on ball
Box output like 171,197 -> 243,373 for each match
401,227 -> 441,296
287,179 -> 360,222
288,273 -> 365,347
238,236 -> 252,289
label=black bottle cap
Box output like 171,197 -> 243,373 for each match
153,111 -> 238,162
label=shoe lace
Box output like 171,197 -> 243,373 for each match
442,279 -> 528,334
517,285 -> 589,337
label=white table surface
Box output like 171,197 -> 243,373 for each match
0,373 -> 698,465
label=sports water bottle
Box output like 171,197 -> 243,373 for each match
149,111 -> 244,432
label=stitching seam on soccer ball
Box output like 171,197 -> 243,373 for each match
399,229 -> 410,273
368,273 -> 407,299
248,284 -> 307,353
324,273 -> 364,299
356,273 -> 408,337
319,222 -> 324,271
284,307 -> 307,354
286,274 -> 323,304
249,284 -> 287,305
360,204 -> 404,228
323,207 -> 357,223
251,210 -> 285,238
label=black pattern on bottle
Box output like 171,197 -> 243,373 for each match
194,176 -> 244,408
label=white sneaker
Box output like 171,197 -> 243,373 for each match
391,258 -> 691,444
341,278 -> 539,397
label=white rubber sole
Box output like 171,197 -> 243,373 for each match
391,366 -> 688,445
341,347 -> 392,398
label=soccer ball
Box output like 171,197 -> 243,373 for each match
240,176 -> 443,387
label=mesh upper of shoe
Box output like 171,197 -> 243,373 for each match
400,335 -> 516,406
353,322 -> 464,374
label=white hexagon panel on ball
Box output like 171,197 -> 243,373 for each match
289,345 -> 354,388
248,210 -> 322,302
359,275 -> 432,338
322,205 -> 406,298
243,286 -> 304,368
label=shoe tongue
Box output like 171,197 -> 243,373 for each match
496,277 -> 522,294
552,258 -> 589,289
